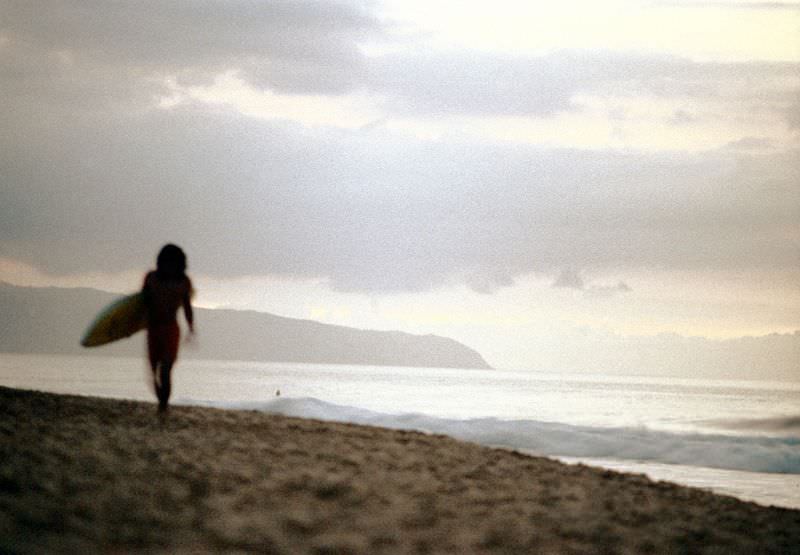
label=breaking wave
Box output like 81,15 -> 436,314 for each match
708,415 -> 800,435
182,396 -> 800,475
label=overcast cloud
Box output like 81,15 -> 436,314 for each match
1,0 -> 798,295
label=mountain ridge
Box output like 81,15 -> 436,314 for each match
0,282 -> 492,370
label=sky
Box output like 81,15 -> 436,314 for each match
1,0 -> 798,371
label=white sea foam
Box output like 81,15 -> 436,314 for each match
182,396 -> 800,475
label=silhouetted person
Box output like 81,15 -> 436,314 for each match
142,244 -> 194,413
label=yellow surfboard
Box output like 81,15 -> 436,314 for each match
80,293 -> 147,348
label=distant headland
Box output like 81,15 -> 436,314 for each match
0,282 -> 492,370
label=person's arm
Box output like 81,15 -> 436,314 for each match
183,279 -> 195,335
141,272 -> 153,306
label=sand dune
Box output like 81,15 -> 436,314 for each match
1,386 -> 798,554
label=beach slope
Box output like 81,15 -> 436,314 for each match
1,386 -> 798,554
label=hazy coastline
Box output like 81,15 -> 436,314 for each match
0,282 -> 491,370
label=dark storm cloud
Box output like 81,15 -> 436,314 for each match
0,0 -> 380,102
1,1 -> 798,293
2,103 -> 797,292
3,1 -> 796,119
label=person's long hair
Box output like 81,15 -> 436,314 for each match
155,244 -> 187,280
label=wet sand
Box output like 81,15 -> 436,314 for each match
1,386 -> 799,554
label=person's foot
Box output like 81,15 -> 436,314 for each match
157,407 -> 169,427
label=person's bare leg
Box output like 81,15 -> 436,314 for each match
152,362 -> 164,414
157,362 -> 172,413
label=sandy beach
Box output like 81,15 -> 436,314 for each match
1,386 -> 799,554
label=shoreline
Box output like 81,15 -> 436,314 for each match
2,386 -> 799,554
556,455 -> 800,511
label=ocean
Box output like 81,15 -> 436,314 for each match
2,353 -> 798,510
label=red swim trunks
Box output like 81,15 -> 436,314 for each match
147,321 -> 180,368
